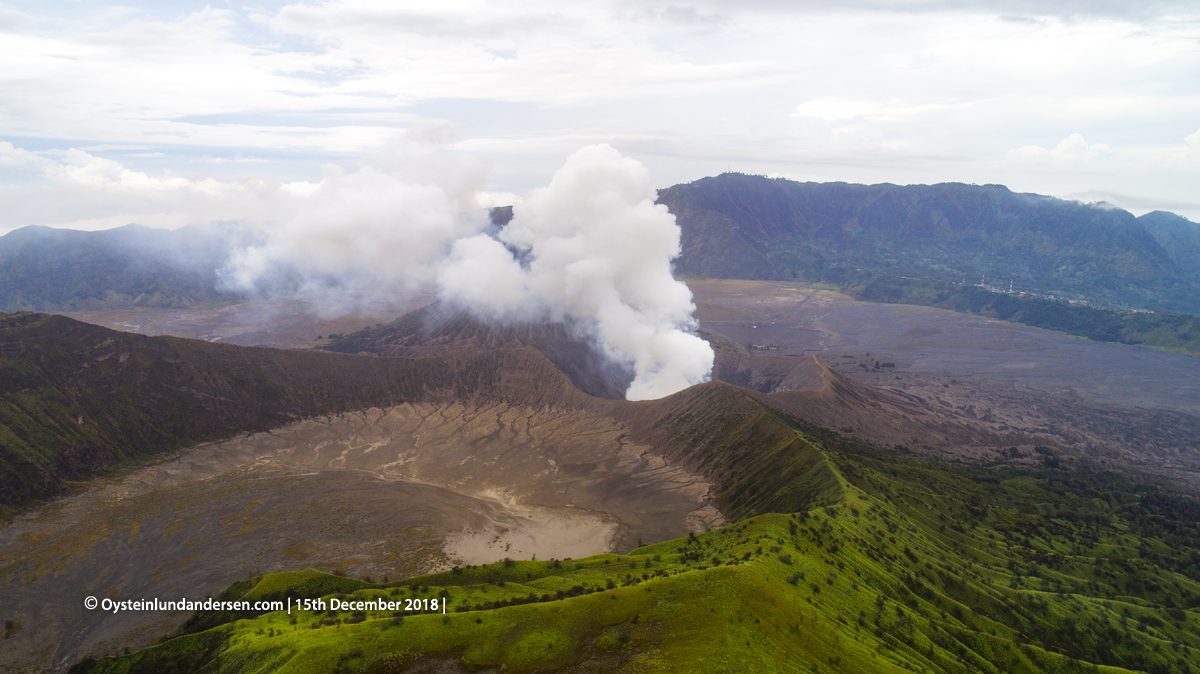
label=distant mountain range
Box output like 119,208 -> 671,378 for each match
0,224 -> 240,312
660,175 -> 1200,314
4,177 -> 1199,323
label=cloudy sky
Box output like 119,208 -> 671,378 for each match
1,0 -> 1198,232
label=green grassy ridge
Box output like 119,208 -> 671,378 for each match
72,429 -> 1200,674
618,383 -> 848,520
844,275 -> 1200,356
173,571 -> 379,637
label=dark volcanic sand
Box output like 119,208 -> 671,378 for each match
690,280 -> 1200,417
61,293 -> 437,349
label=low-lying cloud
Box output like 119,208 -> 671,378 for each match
1006,133 -> 1113,168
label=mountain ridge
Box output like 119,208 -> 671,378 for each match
5,313 -> 1200,673
6,178 -> 1198,321
0,223 -> 241,312
1141,210 -> 1200,285
660,174 -> 1200,314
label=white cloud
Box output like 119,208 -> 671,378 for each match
44,149 -> 232,194
793,100 -> 880,121
793,99 -> 971,121
0,1 -> 1196,219
1060,189 -> 1200,215
626,0 -> 1197,21
0,141 -> 49,170
1006,133 -> 1113,168
0,144 -> 301,231
0,6 -> 29,32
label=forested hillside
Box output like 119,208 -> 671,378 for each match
1141,211 -> 1200,285
661,175 -> 1200,315
0,224 -> 240,312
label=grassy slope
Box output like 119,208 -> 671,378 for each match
72,423 -> 1200,674
612,382 -> 848,521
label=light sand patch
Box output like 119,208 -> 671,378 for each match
684,505 -> 724,534
444,505 -> 619,565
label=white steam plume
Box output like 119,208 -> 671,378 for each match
439,144 -> 713,400
222,126 -> 492,307
223,137 -> 713,400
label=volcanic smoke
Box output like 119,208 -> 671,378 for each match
222,136 -> 714,400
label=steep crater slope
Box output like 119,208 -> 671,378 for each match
0,311 -> 596,509
72,429 -> 1200,674
0,311 -> 847,520
323,300 -> 636,399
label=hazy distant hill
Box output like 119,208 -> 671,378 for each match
1141,210 -> 1200,284
0,224 -> 241,312
660,175 -> 1200,314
